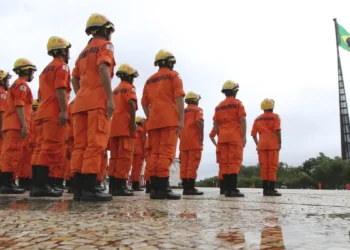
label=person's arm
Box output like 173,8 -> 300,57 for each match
99,63 -> 114,120
196,119 -> 204,145
72,76 -> 80,94
252,135 -> 258,146
214,121 -> 219,136
128,100 -> 136,136
56,88 -> 67,125
209,136 -> 217,147
240,116 -> 247,147
276,130 -> 282,150
16,106 -> 27,140
176,96 -> 184,135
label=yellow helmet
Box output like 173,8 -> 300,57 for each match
47,36 -> 71,56
0,70 -> 11,80
85,13 -> 115,35
261,98 -> 275,110
185,91 -> 201,101
32,99 -> 39,108
13,58 -> 37,74
154,49 -> 176,66
116,63 -> 139,78
222,80 -> 239,92
136,116 -> 143,123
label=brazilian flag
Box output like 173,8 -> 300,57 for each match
337,23 -> 350,52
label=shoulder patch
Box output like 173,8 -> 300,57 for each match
177,73 -> 182,80
106,44 -> 114,51
1,94 -> 6,99
20,85 -> 27,91
62,65 -> 69,71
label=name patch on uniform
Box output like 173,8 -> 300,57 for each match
257,117 -> 274,121
215,103 -> 237,112
79,47 -> 100,60
106,44 -> 114,51
0,94 -> 6,99
20,85 -> 27,91
62,65 -> 69,71
146,74 -> 171,85
113,88 -> 127,95
42,66 -> 55,73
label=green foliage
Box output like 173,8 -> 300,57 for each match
196,153 -> 350,189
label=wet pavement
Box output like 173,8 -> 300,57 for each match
0,188 -> 349,250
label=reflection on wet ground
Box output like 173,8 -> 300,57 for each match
0,188 -> 349,249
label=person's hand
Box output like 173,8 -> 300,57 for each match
106,98 -> 115,120
200,136 -> 204,146
20,126 -> 28,140
59,111 -> 68,127
129,123 -> 136,136
243,137 -> 247,148
176,120 -> 184,136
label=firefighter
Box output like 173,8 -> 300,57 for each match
179,91 -> 204,195
30,36 -> 71,197
0,70 -> 11,172
70,13 -> 115,202
213,80 -> 246,197
141,49 -> 185,200
209,127 -> 225,195
251,98 -> 282,196
0,58 -> 36,194
109,63 -> 138,197
131,116 -> 146,191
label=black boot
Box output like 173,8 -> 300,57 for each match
112,178 -> 134,196
150,177 -> 181,200
145,181 -> 151,194
31,165 -> 39,190
80,174 -> 113,202
108,176 -> 115,194
18,178 -> 31,191
49,177 -> 63,193
262,180 -> 269,196
95,181 -> 106,192
56,178 -> 65,190
132,181 -> 144,191
0,172 -> 25,194
182,179 -> 189,195
29,166 -> 63,197
73,173 -> 83,201
219,180 -> 225,195
223,174 -> 229,196
225,174 -> 244,197
183,179 -> 203,195
149,176 -> 157,197
268,181 -> 282,196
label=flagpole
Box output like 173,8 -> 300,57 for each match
333,18 -> 350,160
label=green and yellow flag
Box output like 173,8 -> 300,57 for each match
337,23 -> 350,52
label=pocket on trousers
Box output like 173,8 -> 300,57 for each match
124,137 -> 135,152
97,110 -> 110,134
166,128 -> 178,146
234,145 -> 243,162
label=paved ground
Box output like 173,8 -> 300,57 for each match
0,188 -> 349,250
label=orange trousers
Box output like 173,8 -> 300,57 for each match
71,109 -> 111,175
1,129 -> 26,173
258,150 -> 279,181
180,149 -> 202,179
217,142 -> 243,175
66,137 -> 74,180
109,136 -> 134,180
131,154 -> 144,182
17,145 -> 32,178
148,127 -> 178,178
32,118 -> 67,178
144,148 -> 151,182
57,144 -> 68,179
98,153 -> 108,182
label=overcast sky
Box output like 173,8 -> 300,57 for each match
2,0 -> 350,179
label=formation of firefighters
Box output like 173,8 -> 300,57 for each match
0,13 -> 282,202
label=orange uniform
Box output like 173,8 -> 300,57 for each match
71,37 -> 115,175
209,127 -> 223,181
213,97 -> 246,175
141,68 -> 185,177
0,88 -> 7,170
251,112 -> 281,181
131,125 -> 145,182
98,150 -> 108,182
179,105 -> 203,179
143,121 -> 152,182
66,101 -> 74,180
32,58 -> 71,178
1,78 -> 33,173
109,81 -> 137,180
